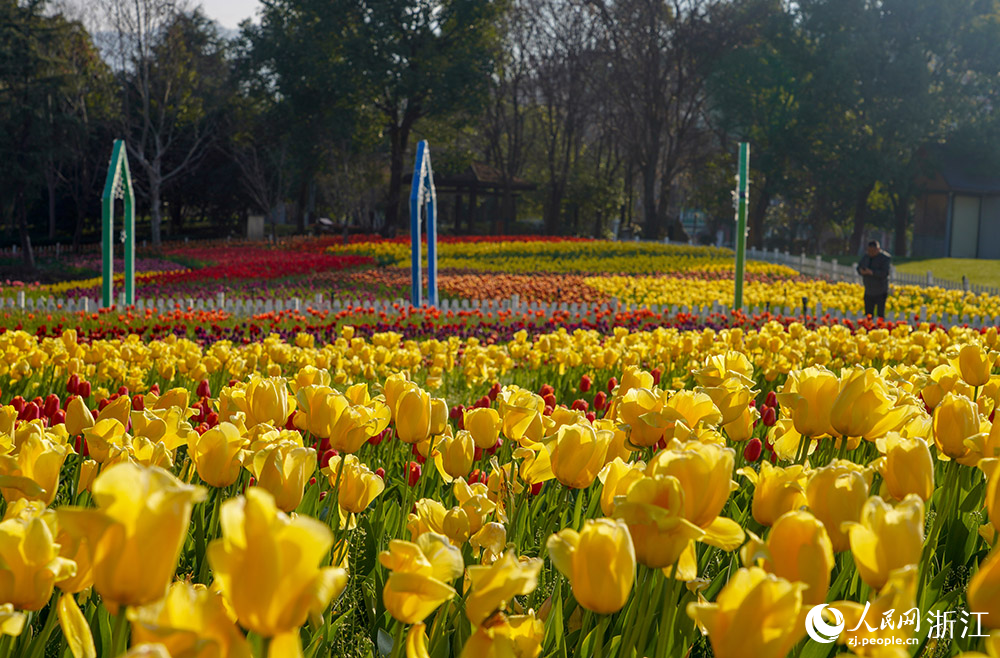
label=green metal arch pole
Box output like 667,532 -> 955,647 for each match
101,140 -> 136,308
733,142 -> 750,311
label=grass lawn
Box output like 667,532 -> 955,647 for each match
894,258 -> 1000,288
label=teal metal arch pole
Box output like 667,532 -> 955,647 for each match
733,142 -> 750,311
101,139 -> 135,307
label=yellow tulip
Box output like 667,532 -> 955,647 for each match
379,533 -> 464,624
249,441 -> 317,512
464,552 -> 542,626
0,505 -> 75,609
547,518 -> 635,614
666,390 -> 723,429
326,454 -> 385,514
612,474 -> 705,569
128,582 -> 251,658
597,457 -> 646,516
969,545 -> 1000,628
293,386 -> 348,439
290,365 -> 331,392
616,387 -> 689,448
692,351 -> 754,388
453,479 -> 496,535
877,433 -> 934,502
830,368 -> 894,439
953,343 -> 995,388
65,396 -> 95,436
434,431 -> 474,482
846,495 -> 924,590
464,408 -> 502,449
130,407 -> 197,451
77,459 -> 98,494
618,365 -> 655,393
82,419 -> 128,464
933,392 -> 985,460
222,376 -> 293,429
921,364 -> 970,410
804,460 -> 870,552
148,388 -> 190,412
459,613 -> 544,658
208,487 -> 348,637
745,510 -> 834,605
777,366 -> 839,438
396,386 -> 433,444
686,567 -> 806,658
67,462 -> 206,611
833,565 -> 918,651
329,401 -> 390,454
739,461 -> 807,527
187,422 -> 247,488
0,434 -> 69,505
497,386 -> 548,445
406,499 -> 448,540
545,422 -> 612,489
93,396 -> 129,427
53,508 -> 98,594
721,405 -> 759,442
646,440 -> 743,549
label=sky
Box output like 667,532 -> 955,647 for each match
197,0 -> 261,29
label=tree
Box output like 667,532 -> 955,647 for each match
102,1 -> 229,245
351,0 -> 502,234
0,0 -> 94,268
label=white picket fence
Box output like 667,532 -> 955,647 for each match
4,292 -> 999,329
749,247 -> 1000,297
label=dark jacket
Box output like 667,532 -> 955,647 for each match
857,250 -> 891,296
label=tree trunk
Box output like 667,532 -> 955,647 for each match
544,184 -> 562,235
749,180 -> 771,250
848,182 -> 875,255
893,194 -> 909,257
641,163 -> 660,238
294,177 -> 309,233
17,191 -> 35,271
149,164 -> 163,246
384,117 -> 414,237
46,168 -> 57,240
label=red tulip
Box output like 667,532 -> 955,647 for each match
580,375 -> 592,392
761,406 -> 777,427
67,374 -> 80,395
743,438 -> 763,462
197,379 -> 212,399
607,377 -> 618,393
407,461 -> 422,486
651,367 -> 662,385
51,409 -> 66,426
593,391 -> 607,411
43,394 -> 60,418
375,467 -> 385,479
78,382 -> 91,398
765,391 -> 777,408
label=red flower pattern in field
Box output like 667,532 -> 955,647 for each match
154,246 -> 372,283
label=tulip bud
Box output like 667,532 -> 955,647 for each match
539,384 -> 554,397
320,449 -> 337,470
408,461 -> 422,486
594,391 -> 607,411
150,384 -> 160,395
543,393 -> 557,408
67,374 -> 80,395
765,391 -> 777,408
43,394 -> 60,418
19,402 -> 39,421
489,382 -> 501,401
375,467 -> 385,479
761,406 -> 777,427
10,396 -> 24,413
580,375 -> 592,392
197,379 -> 212,399
117,386 -> 129,397
51,409 -> 65,426
651,368 -> 662,385
607,377 -> 618,392
131,394 -> 145,411
744,438 -> 762,462
572,399 -> 588,412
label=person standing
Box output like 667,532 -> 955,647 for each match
856,240 -> 891,318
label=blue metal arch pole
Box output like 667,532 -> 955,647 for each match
409,140 -> 438,307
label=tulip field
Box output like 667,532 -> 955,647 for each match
3,237 -> 1000,658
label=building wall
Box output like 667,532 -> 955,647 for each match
979,196 -> 1000,259
951,195 -> 981,258
913,193 -> 948,258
